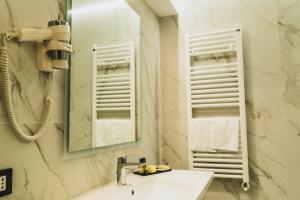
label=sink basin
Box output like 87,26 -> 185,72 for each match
72,170 -> 214,200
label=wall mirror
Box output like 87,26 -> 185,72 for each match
67,0 -> 141,152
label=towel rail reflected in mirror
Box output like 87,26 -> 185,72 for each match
66,0 -> 141,153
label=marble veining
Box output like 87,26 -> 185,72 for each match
0,0 -> 160,199
277,1 -> 300,199
1,0 -> 300,199
69,0 -> 141,151
161,0 -> 300,200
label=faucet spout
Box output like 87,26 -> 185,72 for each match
116,156 -> 139,185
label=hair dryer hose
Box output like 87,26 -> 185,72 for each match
0,36 -> 52,142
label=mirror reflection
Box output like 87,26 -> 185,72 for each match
69,0 -> 140,152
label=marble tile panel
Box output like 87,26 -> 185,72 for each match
0,0 -> 66,124
162,1 -> 290,200
161,120 -> 189,169
0,123 -> 98,200
0,0 -> 160,199
245,88 -> 283,119
284,118 -> 300,200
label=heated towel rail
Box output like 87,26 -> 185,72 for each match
92,43 -> 135,147
185,27 -> 250,191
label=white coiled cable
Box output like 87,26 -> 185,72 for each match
0,33 -> 53,142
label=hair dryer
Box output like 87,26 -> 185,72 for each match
6,20 -> 73,71
0,20 -> 73,142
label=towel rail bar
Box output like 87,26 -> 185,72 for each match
192,103 -> 239,108
192,98 -> 239,104
191,77 -> 238,85
190,68 -> 237,76
190,63 -> 237,71
195,168 -> 243,174
97,73 -> 130,78
191,88 -> 239,95
192,93 -> 239,99
191,72 -> 238,81
190,48 -> 237,57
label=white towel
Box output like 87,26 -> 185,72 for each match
190,118 -> 215,152
95,119 -> 134,147
209,117 -> 239,151
190,117 -> 239,152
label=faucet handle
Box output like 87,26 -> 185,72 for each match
117,156 -> 127,163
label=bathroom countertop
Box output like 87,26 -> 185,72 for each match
72,170 -> 214,200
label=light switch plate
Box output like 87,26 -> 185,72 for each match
0,168 -> 12,197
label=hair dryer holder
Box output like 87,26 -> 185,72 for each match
5,19 -> 73,72
0,20 -> 72,142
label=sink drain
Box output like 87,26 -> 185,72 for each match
131,190 -> 134,195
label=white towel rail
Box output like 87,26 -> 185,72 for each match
96,107 -> 131,112
191,72 -> 238,81
98,94 -> 130,99
192,93 -> 239,99
97,90 -> 131,95
190,35 -> 235,44
191,88 -> 239,95
92,42 -> 135,147
98,73 -> 130,78
190,68 -> 238,76
191,78 -> 238,85
191,83 -> 239,90
191,103 -> 239,109
186,27 -> 250,191
191,63 -> 237,70
192,98 -> 239,104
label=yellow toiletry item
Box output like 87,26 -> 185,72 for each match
139,158 -> 146,173
146,165 -> 157,173
157,165 -> 171,170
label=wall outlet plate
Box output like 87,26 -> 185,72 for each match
0,168 -> 12,197
0,176 -> 7,192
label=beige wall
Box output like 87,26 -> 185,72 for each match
0,0 -> 160,199
160,0 -> 300,200
159,16 -> 189,169
277,0 -> 300,199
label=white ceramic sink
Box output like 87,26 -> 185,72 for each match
72,170 -> 214,200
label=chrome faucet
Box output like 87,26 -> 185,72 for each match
117,156 -> 139,185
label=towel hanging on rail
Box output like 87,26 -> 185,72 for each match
190,117 -> 239,152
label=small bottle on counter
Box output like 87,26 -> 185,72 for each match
139,157 -> 147,174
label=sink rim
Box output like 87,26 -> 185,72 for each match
72,170 -> 214,200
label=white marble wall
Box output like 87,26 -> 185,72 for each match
0,0 -> 159,199
277,1 -> 300,199
159,16 -> 189,169
160,0 -> 299,199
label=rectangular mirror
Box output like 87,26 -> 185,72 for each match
68,0 -> 141,152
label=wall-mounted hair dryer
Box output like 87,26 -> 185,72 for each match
5,20 -> 72,71
0,20 -> 73,142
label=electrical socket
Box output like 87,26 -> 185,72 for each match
0,176 -> 6,192
0,168 -> 12,197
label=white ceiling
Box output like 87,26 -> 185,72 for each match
145,0 -> 177,17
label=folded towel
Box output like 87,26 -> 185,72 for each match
95,119 -> 134,147
190,117 -> 239,152
209,117 -> 239,151
190,118 -> 215,152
